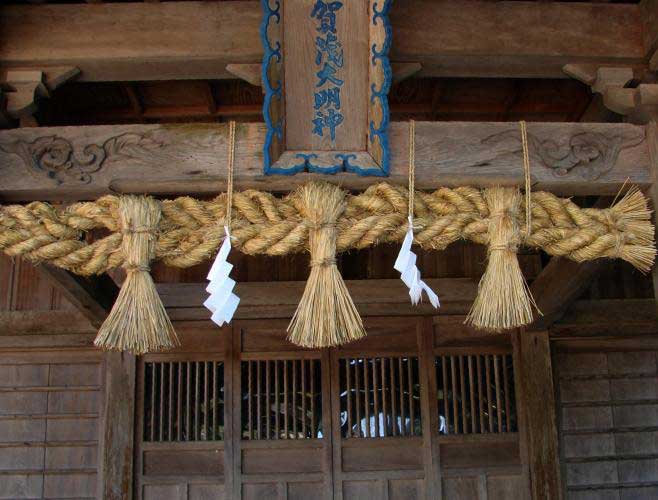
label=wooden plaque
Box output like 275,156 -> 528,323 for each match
261,0 -> 392,176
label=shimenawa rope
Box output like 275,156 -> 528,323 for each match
465,121 -> 541,331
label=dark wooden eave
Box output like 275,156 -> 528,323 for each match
0,1 -> 654,82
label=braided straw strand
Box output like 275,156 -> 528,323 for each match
0,183 -> 654,275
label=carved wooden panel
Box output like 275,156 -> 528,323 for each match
0,122 -> 649,201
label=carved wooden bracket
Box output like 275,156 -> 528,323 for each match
0,66 -> 80,126
226,62 -> 422,90
564,64 -> 658,123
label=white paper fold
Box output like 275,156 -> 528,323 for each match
204,226 -> 240,326
394,218 -> 440,308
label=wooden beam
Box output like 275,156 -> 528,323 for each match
37,264 -> 118,327
158,278 -> 478,321
0,1 -> 647,82
0,310 -> 95,335
530,198 -> 609,329
0,121 -> 649,202
551,298 -> 657,338
99,352 -> 136,500
513,330 -> 562,500
530,259 -> 603,330
646,113 -> 658,316
641,0 -> 658,60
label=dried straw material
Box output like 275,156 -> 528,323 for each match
466,187 -> 539,331
94,196 -> 179,354
287,182 -> 365,348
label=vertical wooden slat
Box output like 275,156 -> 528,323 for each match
398,357 -> 405,437
149,363 -> 156,442
503,354 -> 512,432
477,355 -> 484,434
494,354 -> 503,433
450,356 -> 458,434
159,363 -> 165,441
310,359 -> 316,438
212,361 -> 217,440
157,362 -> 165,441
345,359 -> 352,438
186,362 -> 191,441
248,361 -> 253,440
266,360 -> 271,440
284,359 -> 289,439
169,362 -> 174,441
485,355 -> 494,433
257,360 -> 262,440
275,360 -> 280,439
204,361 -> 209,441
195,361 -> 201,440
292,359 -> 298,439
177,362 -> 183,441
459,356 -> 468,434
381,356 -> 388,437
408,357 -> 415,436
301,359 -> 307,438
442,356 -> 450,435
355,358 -> 362,437
363,357 -> 371,438
373,358 -> 380,438
468,355 -> 476,434
390,357 -> 397,437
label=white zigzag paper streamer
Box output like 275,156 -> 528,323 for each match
394,217 -> 440,308
203,226 -> 240,326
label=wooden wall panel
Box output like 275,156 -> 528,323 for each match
555,348 -> 658,500
388,479 -> 423,500
0,349 -> 102,500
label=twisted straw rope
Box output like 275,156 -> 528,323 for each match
0,182 -> 653,275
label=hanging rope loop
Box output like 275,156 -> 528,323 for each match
519,120 -> 532,239
225,120 -> 236,231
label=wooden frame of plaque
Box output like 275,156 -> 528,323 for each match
260,0 -> 392,176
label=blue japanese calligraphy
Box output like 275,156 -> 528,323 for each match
310,0 -> 345,142
313,109 -> 344,142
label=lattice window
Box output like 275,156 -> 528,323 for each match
143,361 -> 224,442
339,357 -> 422,438
435,353 -> 517,435
242,359 -> 322,440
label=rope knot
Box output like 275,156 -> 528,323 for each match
124,264 -> 151,273
310,256 -> 337,267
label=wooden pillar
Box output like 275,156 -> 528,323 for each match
99,352 -> 136,500
513,330 -> 562,500
647,116 -> 658,311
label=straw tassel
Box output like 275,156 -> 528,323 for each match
287,182 -> 366,348
94,195 -> 179,354
465,187 -> 539,331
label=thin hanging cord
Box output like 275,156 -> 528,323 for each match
408,120 -> 415,222
519,120 -> 532,239
225,120 -> 236,228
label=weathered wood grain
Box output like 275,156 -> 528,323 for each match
0,121 -> 649,201
158,278 -> 477,321
99,352 -> 136,500
513,330 -> 562,500
0,1 -> 646,81
37,265 -> 118,327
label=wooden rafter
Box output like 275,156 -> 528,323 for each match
37,264 -> 118,327
0,1 -> 649,82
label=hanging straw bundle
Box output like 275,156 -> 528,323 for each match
287,182 -> 366,348
465,187 -> 538,331
94,195 -> 179,354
